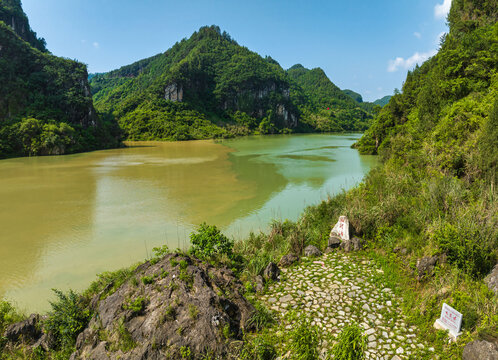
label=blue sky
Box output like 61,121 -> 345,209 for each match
22,0 -> 451,102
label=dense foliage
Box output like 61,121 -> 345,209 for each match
0,2 -> 120,158
90,26 -> 376,141
287,64 -> 375,132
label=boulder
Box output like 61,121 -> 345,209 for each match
484,264 -> 498,295
254,275 -> 265,293
328,236 -> 341,249
278,254 -> 299,267
70,253 -> 255,359
416,256 -> 439,281
462,340 -> 498,360
340,237 -> 364,252
4,313 -> 42,344
304,245 -> 322,257
263,262 -> 281,281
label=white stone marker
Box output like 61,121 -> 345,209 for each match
329,215 -> 349,240
433,303 -> 462,341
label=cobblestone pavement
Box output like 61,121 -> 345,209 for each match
259,251 -> 436,359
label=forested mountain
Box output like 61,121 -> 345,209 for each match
373,95 -> 392,107
340,0 -> 497,317
286,64 -> 374,131
90,26 -> 375,141
0,0 -> 120,158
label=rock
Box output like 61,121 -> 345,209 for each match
4,314 -> 42,344
70,253 -> 255,359
278,254 -> 299,267
462,340 -> 498,360
340,237 -> 364,252
33,333 -> 56,352
328,236 -> 341,248
263,262 -> 281,281
254,275 -> 265,293
304,245 -> 322,257
484,264 -> 498,295
416,256 -> 439,280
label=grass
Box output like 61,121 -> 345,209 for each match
330,323 -> 367,360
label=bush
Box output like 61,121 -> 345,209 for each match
330,323 -> 367,360
190,223 -> 234,259
432,221 -> 495,277
44,289 -> 91,349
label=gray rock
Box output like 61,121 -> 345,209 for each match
416,256 -> 439,280
462,340 -> 498,360
255,275 -> 265,293
485,264 -> 498,295
304,245 -> 322,257
263,262 -> 281,281
340,237 -> 364,252
278,254 -> 299,267
328,236 -> 341,248
4,313 -> 41,344
33,333 -> 56,352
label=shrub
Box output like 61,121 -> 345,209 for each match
190,223 -> 234,259
330,323 -> 367,360
123,296 -> 146,315
141,275 -> 154,285
44,289 -> 91,348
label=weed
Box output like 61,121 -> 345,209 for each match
330,322 -> 367,360
188,304 -> 199,320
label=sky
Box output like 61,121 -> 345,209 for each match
21,0 -> 451,102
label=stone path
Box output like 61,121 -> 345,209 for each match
259,251 -> 436,359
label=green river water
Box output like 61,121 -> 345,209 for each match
0,133 -> 377,312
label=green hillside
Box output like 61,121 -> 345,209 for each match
90,27 -> 375,141
286,64 -> 373,131
0,0 -> 120,158
373,95 -> 392,107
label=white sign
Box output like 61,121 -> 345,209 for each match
330,216 -> 349,240
434,303 -> 462,340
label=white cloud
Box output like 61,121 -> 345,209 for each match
435,0 -> 452,19
414,32 -> 421,39
387,50 -> 437,72
93,42 -> 100,49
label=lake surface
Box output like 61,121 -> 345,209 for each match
0,133 -> 377,312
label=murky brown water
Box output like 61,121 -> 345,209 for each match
0,133 -> 377,312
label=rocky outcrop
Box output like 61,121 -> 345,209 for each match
4,314 -> 42,344
484,264 -> 498,295
70,253 -> 255,359
165,83 -> 183,102
462,340 -> 498,360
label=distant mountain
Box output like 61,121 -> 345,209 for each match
90,27 -> 375,141
373,95 -> 392,107
343,89 -> 363,103
286,64 -> 373,132
0,0 -> 119,158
